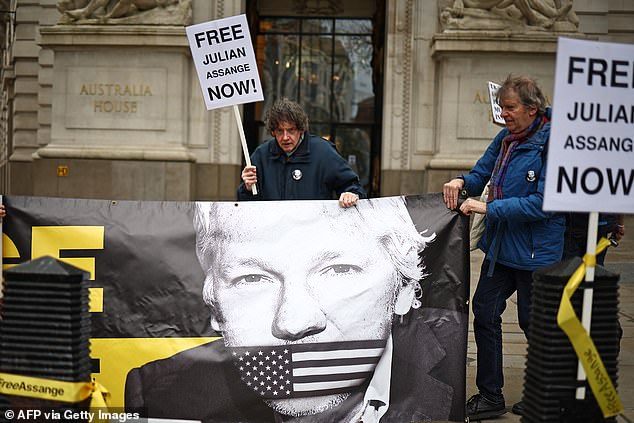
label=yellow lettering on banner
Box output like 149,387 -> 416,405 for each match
90,337 -> 219,407
90,287 -> 104,313
557,237 -> 623,418
2,233 -> 20,271
31,226 -> 104,280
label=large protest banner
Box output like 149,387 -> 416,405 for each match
1,194 -> 469,422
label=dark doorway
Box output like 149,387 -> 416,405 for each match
244,0 -> 385,197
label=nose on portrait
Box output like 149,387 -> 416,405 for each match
271,286 -> 327,341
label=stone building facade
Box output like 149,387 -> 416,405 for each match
1,0 -> 633,201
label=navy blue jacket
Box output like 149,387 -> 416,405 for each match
462,109 -> 565,271
237,133 -> 366,201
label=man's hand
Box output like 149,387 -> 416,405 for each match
614,223 -> 625,241
443,178 -> 464,210
338,192 -> 360,208
460,198 -> 486,216
241,165 -> 257,192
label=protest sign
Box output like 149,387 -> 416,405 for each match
543,37 -> 634,213
186,14 -> 263,110
186,14 -> 263,194
487,81 -> 505,126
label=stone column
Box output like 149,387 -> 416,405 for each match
10,1 -> 40,163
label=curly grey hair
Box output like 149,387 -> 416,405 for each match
264,97 -> 309,134
496,74 -> 547,116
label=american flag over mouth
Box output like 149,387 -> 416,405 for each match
229,340 -> 387,399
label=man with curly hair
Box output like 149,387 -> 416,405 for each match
238,97 -> 365,208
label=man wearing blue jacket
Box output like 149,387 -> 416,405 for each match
238,98 -> 365,207
443,75 -> 565,420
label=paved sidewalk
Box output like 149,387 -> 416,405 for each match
465,214 -> 634,422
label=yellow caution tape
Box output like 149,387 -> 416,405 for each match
0,372 -> 110,410
89,379 -> 111,409
556,237 -> 623,417
90,380 -> 112,423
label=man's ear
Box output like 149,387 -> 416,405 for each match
394,282 -> 415,315
203,274 -> 223,331
529,104 -> 538,116
210,314 -> 222,332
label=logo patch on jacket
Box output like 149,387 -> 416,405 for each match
292,169 -> 303,181
526,170 -> 536,182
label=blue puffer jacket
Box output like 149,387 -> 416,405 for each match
237,133 -> 366,201
462,108 -> 565,271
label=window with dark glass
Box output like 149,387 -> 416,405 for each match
245,11 -> 381,196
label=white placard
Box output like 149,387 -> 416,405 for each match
487,81 -> 505,126
186,14 -> 264,110
543,37 -> 634,213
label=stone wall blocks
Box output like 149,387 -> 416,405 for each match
14,95 -> 38,111
12,40 -> 40,58
194,163 -> 219,200
574,0 -> 609,13
14,77 -> 39,93
38,66 -> 53,84
165,162 -> 194,200
13,129 -> 39,148
578,15 -> 609,34
38,87 -> 52,105
218,163 -> 240,200
38,48 -> 54,65
15,5 -> 42,23
14,60 -> 40,75
37,127 -> 51,146
608,14 -> 634,39
13,112 -> 39,130
38,107 -> 51,125
15,23 -> 37,40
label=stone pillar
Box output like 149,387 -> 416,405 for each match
10,0 -> 40,163
381,0 -> 422,196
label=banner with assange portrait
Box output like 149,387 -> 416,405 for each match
0,194 -> 469,423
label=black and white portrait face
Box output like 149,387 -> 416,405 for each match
194,198 -> 431,417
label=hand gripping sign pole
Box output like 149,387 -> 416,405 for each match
186,14 -> 264,196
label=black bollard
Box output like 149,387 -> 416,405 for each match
520,257 -> 620,423
0,256 -> 92,422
